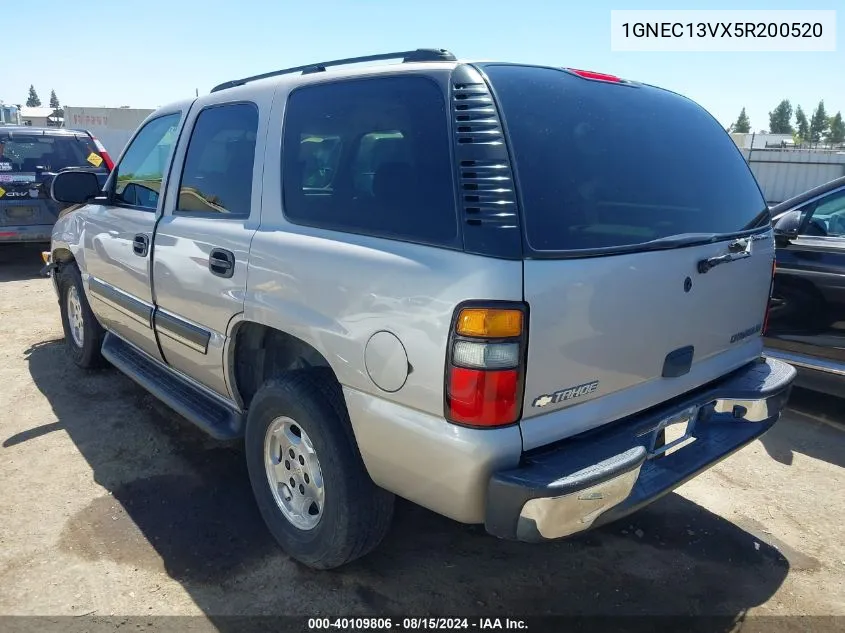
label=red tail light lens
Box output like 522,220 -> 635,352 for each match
91,137 -> 115,171
763,258 -> 776,335
565,68 -> 622,83
447,368 -> 519,427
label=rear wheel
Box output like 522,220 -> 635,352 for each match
57,263 -> 106,368
245,370 -> 394,569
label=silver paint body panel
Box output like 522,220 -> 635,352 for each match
49,61 -> 777,525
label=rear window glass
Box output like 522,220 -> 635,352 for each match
282,75 -> 458,247
484,65 -> 768,252
0,133 -> 106,174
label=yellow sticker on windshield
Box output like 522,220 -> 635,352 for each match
0,186 -> 5,198
87,152 -> 103,167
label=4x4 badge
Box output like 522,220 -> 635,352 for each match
532,380 -> 599,408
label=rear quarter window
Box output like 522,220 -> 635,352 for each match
483,65 -> 767,253
281,75 -> 459,248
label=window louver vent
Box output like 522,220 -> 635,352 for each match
451,79 -> 520,231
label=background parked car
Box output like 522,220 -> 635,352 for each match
766,175 -> 845,396
0,127 -> 112,244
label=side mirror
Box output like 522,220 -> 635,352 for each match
772,210 -> 803,245
50,169 -> 102,205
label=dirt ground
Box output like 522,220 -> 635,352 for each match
1,244 -> 844,626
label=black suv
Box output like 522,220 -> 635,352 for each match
0,127 -> 112,243
766,175 -> 845,396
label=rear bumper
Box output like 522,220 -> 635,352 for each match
485,357 -> 796,542
0,224 -> 53,243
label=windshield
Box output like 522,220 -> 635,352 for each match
0,133 -> 106,175
483,64 -> 768,253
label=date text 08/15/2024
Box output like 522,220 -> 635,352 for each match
307,618 -> 528,630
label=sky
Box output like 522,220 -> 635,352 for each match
2,0 -> 842,131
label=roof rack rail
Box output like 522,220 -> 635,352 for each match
210,48 -> 457,93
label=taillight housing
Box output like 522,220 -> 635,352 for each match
445,302 -> 528,428
762,257 -> 777,335
91,137 -> 115,171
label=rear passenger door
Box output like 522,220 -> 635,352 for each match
152,97 -> 268,398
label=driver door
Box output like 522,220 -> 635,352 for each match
768,186 -> 845,363
82,107 -> 185,360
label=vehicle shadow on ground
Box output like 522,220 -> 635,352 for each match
14,338 -> 790,622
0,243 -> 48,282
760,388 -> 845,469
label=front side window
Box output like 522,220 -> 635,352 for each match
803,190 -> 845,237
282,75 -> 458,247
176,103 -> 258,217
114,113 -> 181,210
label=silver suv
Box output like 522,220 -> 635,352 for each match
44,49 -> 796,569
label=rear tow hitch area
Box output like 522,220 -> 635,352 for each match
485,357 -> 796,542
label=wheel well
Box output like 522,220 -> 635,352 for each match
232,322 -> 336,409
52,247 -> 74,265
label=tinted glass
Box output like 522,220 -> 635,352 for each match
114,114 -> 181,210
0,132 -> 107,174
282,76 -> 457,246
177,103 -> 258,217
484,65 -> 768,252
805,189 -> 845,237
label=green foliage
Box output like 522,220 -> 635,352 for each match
809,100 -> 829,143
731,107 -> 751,133
794,106 -> 810,141
828,112 -> 845,144
768,100 -> 793,134
25,85 -> 41,107
49,90 -> 60,109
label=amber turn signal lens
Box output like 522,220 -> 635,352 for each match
456,308 -> 523,338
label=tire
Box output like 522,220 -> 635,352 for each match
57,263 -> 106,369
245,370 -> 394,569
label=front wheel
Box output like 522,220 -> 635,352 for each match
57,264 -> 106,368
245,371 -> 394,569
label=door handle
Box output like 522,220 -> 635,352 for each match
209,248 -> 235,278
697,238 -> 751,274
133,234 -> 149,257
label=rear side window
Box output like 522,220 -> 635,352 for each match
484,65 -> 768,252
282,75 -> 458,247
177,103 -> 258,218
0,133 -> 107,174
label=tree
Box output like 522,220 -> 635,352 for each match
809,100 -> 829,143
731,107 -> 751,133
25,85 -> 41,107
828,112 -> 845,145
768,99 -> 793,134
795,105 -> 810,141
49,90 -> 60,109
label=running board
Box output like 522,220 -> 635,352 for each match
102,333 -> 244,440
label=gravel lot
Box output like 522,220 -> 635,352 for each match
1,244 -> 844,626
